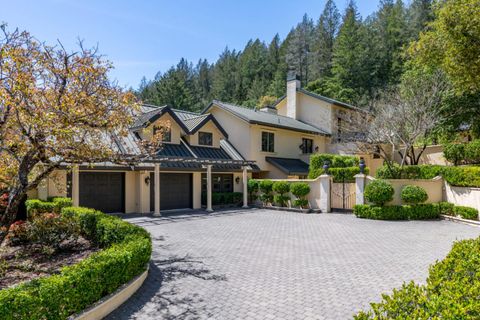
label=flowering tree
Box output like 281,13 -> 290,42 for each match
0,25 -> 139,243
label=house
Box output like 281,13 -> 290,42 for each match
34,104 -> 255,214
203,74 -> 383,178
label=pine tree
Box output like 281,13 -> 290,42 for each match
285,14 -> 315,85
310,0 -> 340,79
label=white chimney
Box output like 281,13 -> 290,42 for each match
286,73 -> 300,119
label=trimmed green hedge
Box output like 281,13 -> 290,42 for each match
309,166 -> 370,182
354,236 -> 480,319
364,180 -> 394,206
26,197 -> 73,215
401,185 -> 428,205
453,205 -> 479,220
354,204 -> 440,220
376,164 -> 480,187
310,153 -> 359,169
0,207 -> 152,320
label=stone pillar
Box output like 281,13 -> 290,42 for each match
206,164 -> 213,212
72,165 -> 79,207
242,166 -> 248,208
153,163 -> 161,217
319,174 -> 331,213
354,173 -> 366,205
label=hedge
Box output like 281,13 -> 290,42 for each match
444,139 -> 480,165
310,153 -> 359,169
308,166 -> 369,182
26,197 -> 73,215
353,204 -> 440,220
401,185 -> 428,205
0,206 -> 152,320
453,205 -> 479,220
376,164 -> 480,188
202,192 -> 243,206
364,180 -> 394,206
354,236 -> 480,319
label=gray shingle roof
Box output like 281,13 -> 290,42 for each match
265,157 -> 310,176
183,114 -> 210,132
206,100 -> 329,136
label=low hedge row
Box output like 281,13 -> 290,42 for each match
376,164 -> 480,187
0,206 -> 152,320
354,236 -> 480,319
354,204 -> 441,220
25,197 -> 73,215
308,166 -> 370,182
202,192 -> 243,206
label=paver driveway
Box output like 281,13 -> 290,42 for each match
107,209 -> 480,320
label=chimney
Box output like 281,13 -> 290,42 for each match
286,72 -> 300,119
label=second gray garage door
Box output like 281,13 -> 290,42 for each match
150,173 -> 193,211
79,172 -> 125,213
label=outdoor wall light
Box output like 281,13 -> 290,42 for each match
144,176 -> 150,186
235,177 -> 240,184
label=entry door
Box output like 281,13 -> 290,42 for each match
150,173 -> 193,211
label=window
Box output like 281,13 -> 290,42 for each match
153,126 -> 171,142
261,131 -> 274,152
199,131 -> 213,146
301,138 -> 313,154
337,117 -> 342,142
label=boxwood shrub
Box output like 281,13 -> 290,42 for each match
26,197 -> 73,215
364,180 -> 394,206
401,185 -> 428,205
272,181 -> 290,207
290,182 -> 310,208
354,236 -> 480,319
453,205 -> 479,220
376,164 -> 480,188
259,180 -> 274,204
309,166 -> 370,182
353,204 -> 440,220
0,206 -> 152,320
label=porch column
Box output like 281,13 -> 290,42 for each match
153,163 -> 161,217
242,166 -> 248,208
72,165 -> 79,207
319,174 -> 331,213
206,164 -> 213,212
354,173 -> 366,205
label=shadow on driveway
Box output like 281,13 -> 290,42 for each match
106,237 -> 226,320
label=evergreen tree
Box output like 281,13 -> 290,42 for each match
285,14 -> 315,85
212,47 -> 239,103
311,0 -> 340,79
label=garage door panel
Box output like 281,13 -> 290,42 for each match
150,173 -> 192,211
79,172 -> 125,213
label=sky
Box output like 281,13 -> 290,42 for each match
2,0 -> 380,89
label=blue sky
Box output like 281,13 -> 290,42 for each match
2,0 -> 380,89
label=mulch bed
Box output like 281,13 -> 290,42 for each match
0,237 -> 98,289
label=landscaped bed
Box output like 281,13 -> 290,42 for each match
0,198 -> 152,320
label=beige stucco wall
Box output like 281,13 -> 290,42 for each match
444,182 -> 480,217
188,119 -> 224,148
417,145 -> 447,166
366,176 -> 443,205
192,172 -> 202,209
125,172 -> 136,213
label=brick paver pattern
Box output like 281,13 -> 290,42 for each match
107,209 -> 480,320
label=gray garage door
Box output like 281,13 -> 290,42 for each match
150,173 -> 192,211
79,172 -> 125,213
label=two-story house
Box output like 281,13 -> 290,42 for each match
35,104 -> 255,214
203,75 -> 382,179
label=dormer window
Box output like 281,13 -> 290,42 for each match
153,126 -> 171,142
199,131 -> 213,146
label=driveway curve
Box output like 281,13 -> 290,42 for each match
107,209 -> 480,320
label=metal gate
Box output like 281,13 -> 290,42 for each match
331,182 -> 356,211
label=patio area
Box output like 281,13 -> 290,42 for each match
107,208 -> 480,320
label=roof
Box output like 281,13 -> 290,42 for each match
265,157 -> 310,176
204,100 -> 329,136
272,88 -> 361,112
132,104 -> 228,138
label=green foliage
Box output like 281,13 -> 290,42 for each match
355,236 -> 480,319
309,154 -> 365,182
259,180 -> 274,204
364,180 -> 394,206
26,213 -> 80,249
464,139 -> 480,164
453,206 -> 479,220
309,167 -> 369,182
438,202 -> 455,216
290,182 -> 310,209
353,204 -> 440,220
376,164 -> 480,188
26,197 -> 73,215
401,185 -> 428,205
247,179 -> 259,202
443,143 -> 465,165
272,181 -> 290,207
0,207 -> 152,320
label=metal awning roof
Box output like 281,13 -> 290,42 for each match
265,157 -> 309,176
